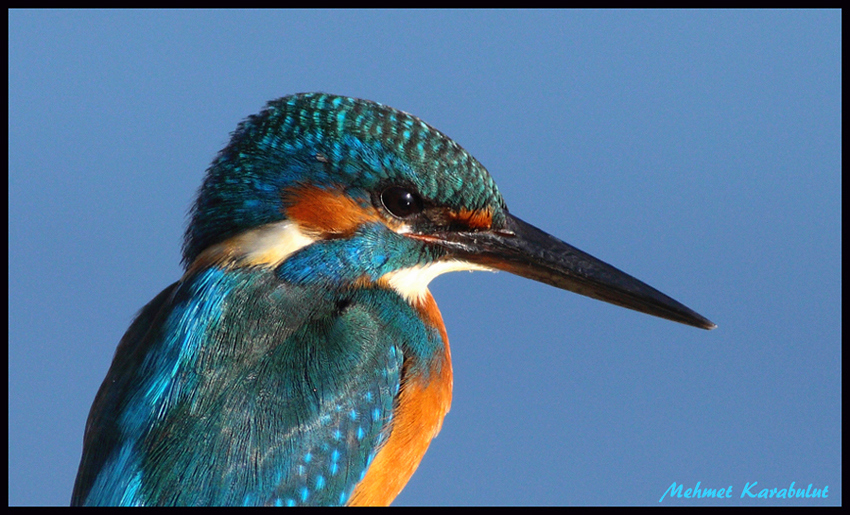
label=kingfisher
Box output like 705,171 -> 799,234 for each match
71,92 -> 715,506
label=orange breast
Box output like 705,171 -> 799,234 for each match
347,291 -> 453,506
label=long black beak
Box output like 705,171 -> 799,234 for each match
418,213 -> 715,330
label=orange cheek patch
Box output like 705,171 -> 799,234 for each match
284,185 -> 380,238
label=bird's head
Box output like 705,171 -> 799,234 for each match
184,93 -> 713,329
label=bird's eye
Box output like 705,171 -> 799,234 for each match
380,187 -> 424,218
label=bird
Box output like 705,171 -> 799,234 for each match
71,92 -> 715,506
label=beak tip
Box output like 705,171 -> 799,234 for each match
680,310 -> 716,330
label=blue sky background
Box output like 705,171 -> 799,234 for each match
9,10 -> 840,506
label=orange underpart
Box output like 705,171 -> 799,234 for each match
284,185 -> 380,237
348,290 -> 453,506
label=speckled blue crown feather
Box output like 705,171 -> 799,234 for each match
183,93 -> 506,266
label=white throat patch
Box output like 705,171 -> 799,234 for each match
382,260 -> 494,304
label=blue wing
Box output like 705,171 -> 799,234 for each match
72,266 -> 414,506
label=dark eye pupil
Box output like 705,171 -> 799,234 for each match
381,187 -> 423,218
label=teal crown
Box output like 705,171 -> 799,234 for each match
183,93 -> 506,266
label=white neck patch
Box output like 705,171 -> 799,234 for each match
193,220 -> 316,269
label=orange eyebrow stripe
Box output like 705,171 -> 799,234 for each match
448,207 -> 493,230
284,185 -> 380,237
